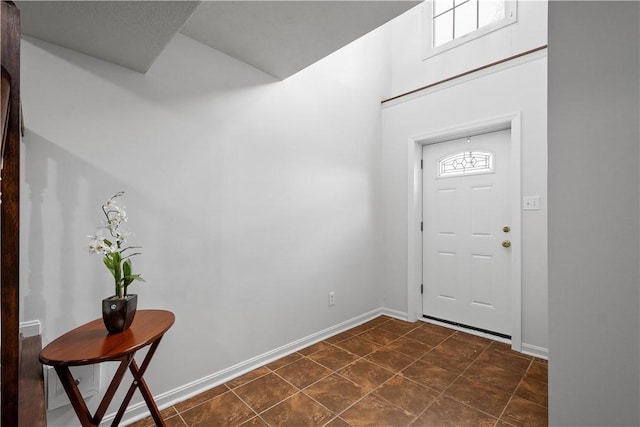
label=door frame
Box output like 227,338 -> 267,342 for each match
406,112 -> 522,351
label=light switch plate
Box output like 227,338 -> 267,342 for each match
523,196 -> 541,210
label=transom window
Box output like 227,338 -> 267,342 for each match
438,150 -> 494,178
424,0 -> 517,58
433,0 -> 507,47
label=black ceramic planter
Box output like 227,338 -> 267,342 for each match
102,294 -> 137,333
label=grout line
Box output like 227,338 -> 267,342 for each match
169,317 -> 546,427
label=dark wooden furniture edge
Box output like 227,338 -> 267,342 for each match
1,2 -> 45,426
19,335 -> 46,427
1,1 -> 21,425
39,310 -> 176,366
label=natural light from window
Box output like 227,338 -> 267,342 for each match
433,0 -> 506,47
423,0 -> 516,58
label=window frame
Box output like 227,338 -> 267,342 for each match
422,0 -> 518,60
436,150 -> 496,179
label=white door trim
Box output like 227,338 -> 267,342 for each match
406,112 -> 522,351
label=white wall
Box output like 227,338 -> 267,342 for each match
548,2 -> 640,425
20,28 -> 391,425
390,0 -> 548,96
380,1 -> 548,354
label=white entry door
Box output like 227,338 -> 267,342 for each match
422,129 -> 511,336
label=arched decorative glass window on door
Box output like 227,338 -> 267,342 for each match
437,150 -> 494,178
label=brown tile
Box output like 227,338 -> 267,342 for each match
239,416 -> 270,427
334,336 -> 381,357
358,328 -> 401,346
163,415 -> 188,427
421,344 -> 476,373
533,357 -> 547,366
411,396 -> 497,427
464,359 -> 524,394
373,375 -> 439,415
476,345 -> 532,374
324,417 -> 351,427
444,376 -> 511,417
420,322 -> 457,337
180,390 -> 255,427
364,348 -> 415,373
260,392 -> 334,426
173,384 -> 228,413
128,407 -> 180,427
364,316 -> 394,329
402,359 -> 459,392
525,360 -> 548,384
307,345 -> 360,371
405,326 -> 453,346
514,376 -> 548,407
150,320 -> 551,426
233,373 -> 298,413
340,394 -> 416,426
298,341 -> 332,356
338,359 -> 395,392
439,333 -> 491,359
266,352 -> 304,370
349,317 -> 391,336
325,331 -> 356,344
451,331 -> 492,347
500,396 -> 548,427
126,417 -> 151,427
378,318 -> 421,336
385,336 -> 432,359
304,374 -> 366,414
276,357 -> 332,389
226,366 -> 271,389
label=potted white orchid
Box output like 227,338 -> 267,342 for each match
88,191 -> 145,333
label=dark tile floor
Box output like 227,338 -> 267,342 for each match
130,316 -> 547,427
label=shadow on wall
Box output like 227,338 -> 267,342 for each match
22,34 -> 278,104
21,130 -> 226,346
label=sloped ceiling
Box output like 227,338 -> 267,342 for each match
16,1 -> 202,73
16,0 -> 421,79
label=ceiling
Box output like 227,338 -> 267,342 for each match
16,1 -> 421,79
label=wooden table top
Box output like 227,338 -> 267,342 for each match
40,310 -> 175,366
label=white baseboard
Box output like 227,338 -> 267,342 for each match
521,343 -> 548,360
118,308 -> 387,426
379,307 -> 410,321
20,319 -> 41,337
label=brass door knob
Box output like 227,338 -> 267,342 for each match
502,226 -> 510,233
502,240 -> 511,248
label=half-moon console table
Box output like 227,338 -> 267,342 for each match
39,309 -> 175,427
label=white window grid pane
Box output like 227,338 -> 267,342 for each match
479,0 -> 506,27
434,11 -> 454,47
454,0 -> 478,38
431,0 -> 511,49
434,0 -> 454,17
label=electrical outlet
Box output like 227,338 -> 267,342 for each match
328,291 -> 336,306
46,365 -> 100,410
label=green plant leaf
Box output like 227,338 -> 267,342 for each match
103,256 -> 116,274
123,259 -> 132,277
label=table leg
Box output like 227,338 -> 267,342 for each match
94,355 -> 134,423
55,356 -> 133,427
111,338 -> 166,427
55,366 -> 95,427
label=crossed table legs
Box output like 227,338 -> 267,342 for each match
55,338 -> 165,427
